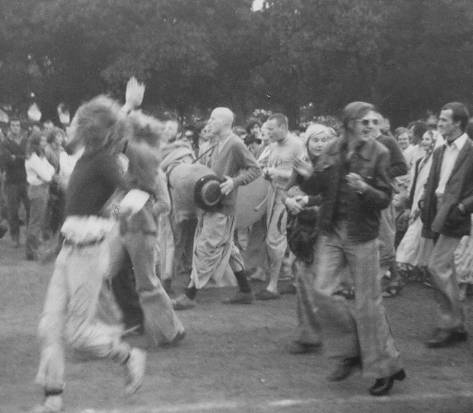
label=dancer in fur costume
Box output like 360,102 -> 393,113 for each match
33,95 -> 147,413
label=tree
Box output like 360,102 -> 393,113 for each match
2,0 -> 473,126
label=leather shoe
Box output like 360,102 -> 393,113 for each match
425,328 -> 468,348
279,283 -> 297,295
255,289 -> 280,300
163,279 -> 175,296
369,369 -> 406,396
326,356 -> 361,381
287,341 -> 321,354
222,291 -> 253,305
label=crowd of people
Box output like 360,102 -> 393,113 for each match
1,84 -> 473,411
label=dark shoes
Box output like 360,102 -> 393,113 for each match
255,289 -> 280,300
26,253 -> 37,261
279,283 -> 297,295
287,341 -> 321,355
12,234 -> 20,248
369,369 -> 406,396
162,279 -> 175,296
425,328 -> 468,348
0,222 -> 7,239
326,356 -> 361,381
222,291 -> 253,305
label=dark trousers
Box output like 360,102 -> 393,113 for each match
172,217 -> 197,278
111,252 -> 144,331
26,184 -> 49,259
46,185 -> 65,236
5,182 -> 30,239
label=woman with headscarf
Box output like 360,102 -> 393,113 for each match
396,130 -> 437,282
283,123 -> 335,354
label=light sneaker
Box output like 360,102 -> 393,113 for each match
124,348 -> 147,395
31,395 -> 64,413
172,294 -> 196,311
255,289 -> 280,300
161,330 -> 187,347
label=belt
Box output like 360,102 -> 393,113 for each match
63,236 -> 105,249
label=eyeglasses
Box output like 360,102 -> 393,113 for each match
359,118 -> 379,126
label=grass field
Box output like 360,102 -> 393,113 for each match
1,236 -> 473,413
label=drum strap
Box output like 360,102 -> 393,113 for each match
193,143 -> 218,165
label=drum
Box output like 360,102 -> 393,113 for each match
168,163 -> 222,223
168,163 -> 270,229
235,176 -> 270,229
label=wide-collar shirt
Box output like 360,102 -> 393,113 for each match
436,133 -> 469,197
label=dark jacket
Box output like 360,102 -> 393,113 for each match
377,133 -> 408,179
421,137 -> 473,239
304,137 -> 392,242
0,136 -> 27,185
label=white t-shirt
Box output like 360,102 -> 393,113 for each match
266,135 -> 305,190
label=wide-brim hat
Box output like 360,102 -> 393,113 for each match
194,174 -> 224,211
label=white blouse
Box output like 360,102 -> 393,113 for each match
25,153 -> 55,186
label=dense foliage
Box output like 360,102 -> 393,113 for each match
1,0 -> 473,126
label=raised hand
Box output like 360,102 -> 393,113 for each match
125,76 -> 145,110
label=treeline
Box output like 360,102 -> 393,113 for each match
1,0 -> 473,126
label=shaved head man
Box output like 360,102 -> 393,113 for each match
173,106 -> 261,309
207,107 -> 234,138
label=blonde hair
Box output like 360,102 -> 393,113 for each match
68,95 -> 128,154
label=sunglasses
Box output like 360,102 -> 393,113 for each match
359,118 -> 379,126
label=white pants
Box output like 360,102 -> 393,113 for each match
190,211 -> 244,289
35,225 -> 130,391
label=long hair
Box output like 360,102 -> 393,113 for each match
66,95 -> 128,155
341,101 -> 376,131
26,131 -> 44,157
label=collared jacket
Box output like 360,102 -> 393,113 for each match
303,137 -> 392,243
421,137 -> 473,239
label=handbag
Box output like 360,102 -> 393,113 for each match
286,206 -> 319,264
